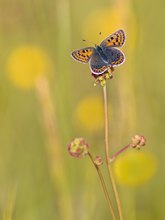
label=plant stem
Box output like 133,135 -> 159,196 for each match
3,186 -> 16,220
35,76 -> 74,220
110,144 -> 131,162
88,152 -> 117,220
103,85 -> 124,220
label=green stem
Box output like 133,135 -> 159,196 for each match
88,152 -> 117,220
103,84 -> 124,220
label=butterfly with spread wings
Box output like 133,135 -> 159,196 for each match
71,29 -> 126,75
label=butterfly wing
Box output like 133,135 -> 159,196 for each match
100,29 -> 126,48
89,50 -> 107,75
71,47 -> 94,63
102,47 -> 125,66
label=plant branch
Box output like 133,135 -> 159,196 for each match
110,144 -> 131,162
88,152 -> 117,220
103,84 -> 124,220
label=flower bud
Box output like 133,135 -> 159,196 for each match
93,67 -> 114,86
94,156 -> 103,166
67,138 -> 89,159
131,135 -> 146,149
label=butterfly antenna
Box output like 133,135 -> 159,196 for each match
96,32 -> 102,45
82,39 -> 96,47
82,33 -> 101,47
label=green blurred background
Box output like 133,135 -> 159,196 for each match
0,0 -> 164,219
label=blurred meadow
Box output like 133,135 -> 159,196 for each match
0,0 -> 164,219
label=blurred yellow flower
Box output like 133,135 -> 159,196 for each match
6,45 -> 52,89
113,151 -> 157,187
82,7 -> 137,53
75,95 -> 109,133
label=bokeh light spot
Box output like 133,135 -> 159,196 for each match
113,151 -> 157,187
6,45 -> 53,89
75,95 -> 105,133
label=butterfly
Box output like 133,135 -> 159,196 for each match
71,29 -> 126,75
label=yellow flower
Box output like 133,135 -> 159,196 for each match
113,151 -> 157,187
75,95 -> 110,133
6,45 -> 53,89
82,7 -> 137,53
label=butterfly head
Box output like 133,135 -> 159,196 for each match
95,45 -> 102,52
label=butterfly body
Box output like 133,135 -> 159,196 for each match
95,45 -> 108,63
71,29 -> 126,75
